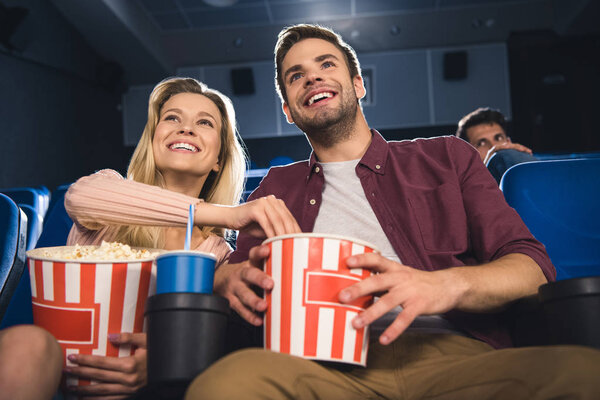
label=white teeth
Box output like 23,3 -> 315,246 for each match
169,142 -> 198,152
307,92 -> 333,106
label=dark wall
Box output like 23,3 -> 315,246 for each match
508,31 -> 600,153
0,0 -> 132,191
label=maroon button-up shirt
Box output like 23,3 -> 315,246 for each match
231,130 -> 555,348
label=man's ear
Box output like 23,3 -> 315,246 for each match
507,136 -> 513,143
282,102 -> 295,124
353,75 -> 366,100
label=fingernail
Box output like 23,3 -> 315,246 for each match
380,335 -> 390,345
353,316 -> 364,328
63,367 -> 72,373
108,333 -> 119,342
67,354 -> 77,362
339,290 -> 350,302
346,257 -> 357,266
263,279 -> 273,289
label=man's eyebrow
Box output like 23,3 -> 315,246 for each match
284,53 -> 341,80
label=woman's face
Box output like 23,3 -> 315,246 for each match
152,92 -> 222,182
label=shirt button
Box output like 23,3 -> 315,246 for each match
309,199 -> 316,205
315,166 -> 320,173
375,164 -> 381,170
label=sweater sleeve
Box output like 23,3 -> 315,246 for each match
65,169 -> 202,231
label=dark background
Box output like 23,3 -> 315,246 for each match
1,0 -> 599,190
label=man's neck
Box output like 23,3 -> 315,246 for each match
309,113 -> 372,163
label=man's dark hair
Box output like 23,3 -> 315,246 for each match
456,107 -> 508,143
274,24 -> 361,104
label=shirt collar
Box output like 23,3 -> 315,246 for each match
359,129 -> 388,175
307,129 -> 389,175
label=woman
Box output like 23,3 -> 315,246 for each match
62,77 -> 299,398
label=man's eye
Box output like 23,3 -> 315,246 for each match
322,61 -> 334,69
290,73 -> 302,83
476,141 -> 487,148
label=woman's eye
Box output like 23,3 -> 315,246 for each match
164,115 -> 178,122
198,119 -> 214,128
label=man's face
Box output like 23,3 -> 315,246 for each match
465,122 -> 511,161
280,38 -> 365,145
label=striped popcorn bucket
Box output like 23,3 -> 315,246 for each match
262,233 -> 378,367
26,246 -> 158,389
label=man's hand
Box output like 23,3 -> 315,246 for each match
483,141 -> 533,165
63,333 -> 147,399
214,245 -> 273,325
338,253 -> 465,346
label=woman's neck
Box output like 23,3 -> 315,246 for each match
162,172 -> 208,198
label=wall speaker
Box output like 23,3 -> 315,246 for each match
231,67 -> 255,95
443,51 -> 468,80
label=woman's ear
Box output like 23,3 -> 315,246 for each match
212,161 -> 220,173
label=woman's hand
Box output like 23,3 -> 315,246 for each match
63,333 -> 147,399
228,195 -> 300,238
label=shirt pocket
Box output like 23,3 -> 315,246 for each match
407,183 -> 468,253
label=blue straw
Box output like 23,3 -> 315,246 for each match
185,203 -> 194,250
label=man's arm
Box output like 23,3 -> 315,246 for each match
339,252 -> 547,345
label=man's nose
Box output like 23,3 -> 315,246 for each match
304,70 -> 323,86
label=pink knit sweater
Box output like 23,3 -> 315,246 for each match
65,169 -> 231,266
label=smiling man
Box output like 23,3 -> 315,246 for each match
457,107 -> 538,183
186,25 -> 600,400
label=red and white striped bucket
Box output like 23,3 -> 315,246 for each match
262,234 -> 378,367
26,246 -> 157,388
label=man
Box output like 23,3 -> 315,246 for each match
186,25 -> 600,399
457,107 -> 538,183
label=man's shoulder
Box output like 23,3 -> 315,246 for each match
387,135 -> 465,151
262,160 -> 310,181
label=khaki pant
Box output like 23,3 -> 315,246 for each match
185,334 -> 600,400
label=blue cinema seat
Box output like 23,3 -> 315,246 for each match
19,204 -> 43,251
37,184 -> 73,248
0,194 -> 27,324
500,158 -> 600,280
0,187 -> 46,219
243,168 -> 269,202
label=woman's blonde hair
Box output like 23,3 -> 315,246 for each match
115,77 -> 247,248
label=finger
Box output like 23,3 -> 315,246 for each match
378,305 -> 419,345
64,364 -> 139,386
254,205 -> 275,238
108,332 -> 146,348
67,381 -> 138,397
228,295 -> 263,326
234,275 -> 268,312
254,196 -> 287,237
275,198 -> 301,234
241,264 -> 273,290
248,245 -> 271,270
339,273 -> 394,306
345,252 -> 398,273
67,354 -> 138,374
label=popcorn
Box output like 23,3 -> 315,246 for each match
42,241 -> 160,261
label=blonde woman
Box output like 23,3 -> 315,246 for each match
62,77 -> 299,398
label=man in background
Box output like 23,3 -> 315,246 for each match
457,107 -> 538,183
